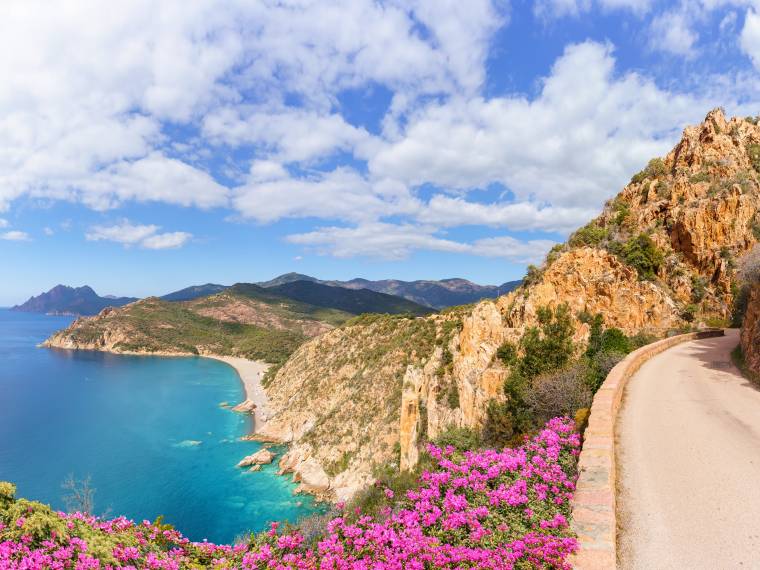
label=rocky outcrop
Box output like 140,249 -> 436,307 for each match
237,448 -> 275,467
741,284 -> 760,376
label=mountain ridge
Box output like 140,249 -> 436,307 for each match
259,273 -> 521,309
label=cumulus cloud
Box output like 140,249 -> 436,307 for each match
0,0 -> 502,213
288,222 -> 555,262
86,220 -> 192,250
741,7 -> 760,69
288,223 -> 555,263
369,42 -> 703,211
233,167 -> 419,224
202,107 -> 376,163
649,9 -> 699,56
1,231 -> 30,241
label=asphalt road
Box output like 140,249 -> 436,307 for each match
617,329 -> 760,569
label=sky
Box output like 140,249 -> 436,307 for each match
3,0 -> 760,305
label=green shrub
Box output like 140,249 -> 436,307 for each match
495,341 -> 517,366
691,276 -> 708,303
732,284 -> 751,327
523,264 -> 543,287
517,305 -> 574,381
483,400 -> 517,447
569,223 -> 608,247
656,180 -> 671,200
681,304 -> 698,322
631,158 -> 668,184
689,170 -> 711,183
748,143 -> 760,173
618,233 -> 664,280
584,350 -> 625,393
433,426 -> 481,452
613,201 -> 631,226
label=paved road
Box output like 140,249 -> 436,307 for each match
617,330 -> 760,569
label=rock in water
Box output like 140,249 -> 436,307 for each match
232,399 -> 257,414
237,448 -> 275,468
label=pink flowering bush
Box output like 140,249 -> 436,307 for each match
0,417 -> 579,569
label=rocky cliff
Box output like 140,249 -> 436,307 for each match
741,284 -> 760,376
262,109 -> 760,497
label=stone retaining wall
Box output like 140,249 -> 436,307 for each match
570,329 -> 725,569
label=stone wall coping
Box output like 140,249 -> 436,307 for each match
570,329 -> 725,569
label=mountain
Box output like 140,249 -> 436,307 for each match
43,280 -> 429,365
254,109 -> 760,499
267,280 -> 432,316
161,283 -> 227,302
11,285 -> 136,316
259,273 -> 521,309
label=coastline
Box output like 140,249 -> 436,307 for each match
202,355 -> 272,435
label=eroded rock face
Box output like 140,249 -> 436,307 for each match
741,285 -> 760,376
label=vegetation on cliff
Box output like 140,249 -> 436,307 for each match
0,417 -> 580,569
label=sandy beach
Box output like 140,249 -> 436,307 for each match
204,356 -> 271,434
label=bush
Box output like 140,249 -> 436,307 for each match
618,233 -> 664,280
732,284 -> 751,327
517,304 -> 575,381
524,264 -> 543,287
748,143 -> 760,173
691,275 -> 708,303
584,350 -> 626,393
495,340 -> 517,366
433,425 -> 481,452
524,364 -> 592,426
631,157 -> 668,184
569,223 -> 608,247
656,180 -> 671,200
483,400 -> 516,446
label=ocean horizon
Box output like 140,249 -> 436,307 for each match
0,309 -> 318,543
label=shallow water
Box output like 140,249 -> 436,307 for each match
0,309 -> 317,543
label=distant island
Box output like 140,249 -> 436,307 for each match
11,285 -> 137,316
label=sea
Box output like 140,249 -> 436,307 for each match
0,309 -> 318,543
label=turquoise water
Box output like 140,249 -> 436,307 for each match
0,309 -> 317,543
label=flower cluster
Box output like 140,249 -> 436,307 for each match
0,417 -> 579,569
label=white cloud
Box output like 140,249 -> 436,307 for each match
534,0 -> 652,18
0,0 -> 504,213
741,8 -> 760,69
141,231 -> 193,250
202,107 -> 375,163
1,231 -> 30,241
649,9 -> 699,57
0,219 -> 8,228
287,222 -> 555,262
233,167 -> 419,224
370,42 -> 703,212
419,196 -> 596,233
86,220 -> 192,250
43,227 -> 54,236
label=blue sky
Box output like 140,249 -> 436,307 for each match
2,0 -> 760,305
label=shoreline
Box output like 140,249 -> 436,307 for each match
202,355 -> 272,435
42,342 -> 274,436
